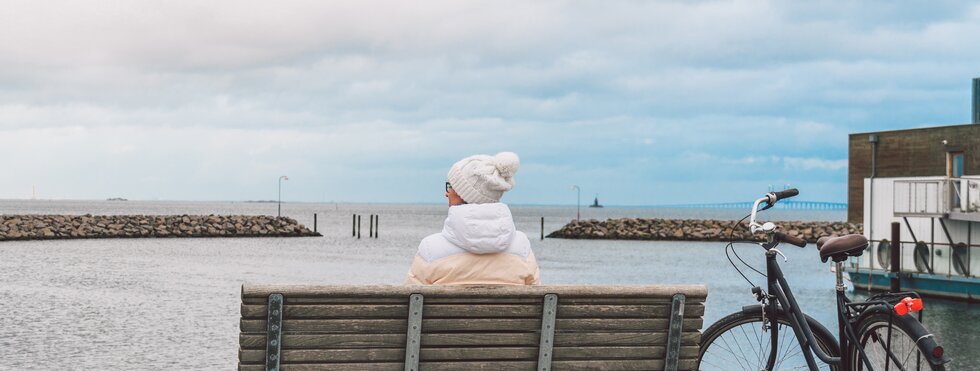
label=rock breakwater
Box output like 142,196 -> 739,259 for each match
547,218 -> 862,242
0,214 -> 320,241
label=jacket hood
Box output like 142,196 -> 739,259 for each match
441,203 -> 516,254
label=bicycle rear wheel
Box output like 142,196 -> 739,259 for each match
697,309 -> 840,371
849,311 -> 946,371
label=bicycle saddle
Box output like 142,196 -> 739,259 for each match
816,234 -> 868,262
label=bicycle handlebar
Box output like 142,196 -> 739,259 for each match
771,188 -> 799,202
774,232 -> 807,248
749,188 -> 803,240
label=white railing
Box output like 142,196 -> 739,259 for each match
894,178 -> 980,216
894,179 -> 947,215
961,178 -> 980,213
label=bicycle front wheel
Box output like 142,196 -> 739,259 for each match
849,311 -> 946,371
697,309 -> 840,371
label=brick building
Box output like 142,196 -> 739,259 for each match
842,78 -> 980,302
847,124 -> 980,223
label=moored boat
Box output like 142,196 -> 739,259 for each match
844,84 -> 980,301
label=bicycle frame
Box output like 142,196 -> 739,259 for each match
761,242 -> 912,371
761,246 -> 842,370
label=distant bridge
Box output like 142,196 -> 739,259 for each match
661,200 -> 847,210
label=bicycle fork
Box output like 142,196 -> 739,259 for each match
762,250 -> 840,371
765,251 -> 820,371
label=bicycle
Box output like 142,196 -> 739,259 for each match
695,189 -> 950,371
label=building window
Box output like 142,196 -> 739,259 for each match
948,152 -> 965,209
951,152 -> 964,177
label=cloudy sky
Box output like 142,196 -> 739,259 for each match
1,1 -> 978,205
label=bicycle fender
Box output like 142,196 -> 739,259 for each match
739,304 -> 841,352
856,305 -> 951,366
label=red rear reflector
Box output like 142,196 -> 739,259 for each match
894,303 -> 908,316
894,297 -> 924,316
932,346 -> 944,358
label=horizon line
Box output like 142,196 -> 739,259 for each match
0,197 -> 849,209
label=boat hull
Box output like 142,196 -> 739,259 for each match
846,269 -> 980,301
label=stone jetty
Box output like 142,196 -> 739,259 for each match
547,218 -> 862,242
0,214 -> 320,241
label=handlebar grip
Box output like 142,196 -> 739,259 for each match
773,188 -> 799,201
775,232 -> 807,248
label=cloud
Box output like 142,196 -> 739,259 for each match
783,157 -> 848,171
1,0 -> 977,204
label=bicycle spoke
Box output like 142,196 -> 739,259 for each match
699,357 -> 729,370
708,324 -> 765,371
775,324 -> 808,370
857,320 -> 936,371
700,314 -> 840,371
783,365 -> 813,370
775,325 -> 790,369
719,333 -> 753,370
867,328 -> 895,369
898,336 -> 917,370
889,329 -> 916,371
731,326 -> 756,370
737,322 -> 763,369
754,320 -> 766,367
781,345 -> 806,366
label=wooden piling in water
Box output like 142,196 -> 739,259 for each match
374,215 -> 379,239
369,214 -> 374,238
357,215 -> 361,239
313,213 -> 317,234
891,222 -> 901,292
352,214 -> 356,237
540,217 -> 544,240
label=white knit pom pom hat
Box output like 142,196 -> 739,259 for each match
447,152 -> 520,204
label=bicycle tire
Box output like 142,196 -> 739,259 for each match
697,309 -> 840,371
849,310 -> 946,371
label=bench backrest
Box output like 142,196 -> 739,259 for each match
239,284 -> 706,371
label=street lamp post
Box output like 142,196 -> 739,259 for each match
278,175 -> 289,217
571,185 -> 581,221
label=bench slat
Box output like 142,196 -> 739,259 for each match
240,331 -> 701,349
240,304 -> 705,319
242,284 -> 708,299
558,304 -> 705,318
239,346 -> 699,363
242,297 -> 702,306
241,318 -> 703,333
240,364 -> 405,371
243,304 -> 407,318
239,358 -> 698,371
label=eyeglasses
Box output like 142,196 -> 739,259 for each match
445,182 -> 453,192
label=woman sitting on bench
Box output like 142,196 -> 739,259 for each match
406,152 -> 540,285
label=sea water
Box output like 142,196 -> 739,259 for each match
0,200 -> 975,369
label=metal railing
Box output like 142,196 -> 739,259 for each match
958,178 -> 980,213
893,180 -> 947,216
848,240 -> 978,279
893,178 -> 980,216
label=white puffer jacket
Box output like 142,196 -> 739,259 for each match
406,203 -> 540,285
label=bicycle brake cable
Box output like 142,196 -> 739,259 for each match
726,213 -> 763,287
734,213 -> 766,274
731,241 -> 766,277
726,241 -> 755,287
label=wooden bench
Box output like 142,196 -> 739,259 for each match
239,284 -> 707,371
